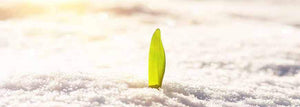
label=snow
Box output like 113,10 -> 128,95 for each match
0,0 -> 300,106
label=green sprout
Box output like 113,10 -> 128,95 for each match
148,28 -> 166,89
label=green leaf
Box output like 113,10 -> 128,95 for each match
148,28 -> 166,89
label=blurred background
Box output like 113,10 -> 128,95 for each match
0,0 -> 300,106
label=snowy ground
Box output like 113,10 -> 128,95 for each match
0,0 -> 300,106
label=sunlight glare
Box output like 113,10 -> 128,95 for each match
27,0 -> 79,4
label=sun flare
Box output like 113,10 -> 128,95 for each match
16,0 -> 90,14
27,0 -> 79,4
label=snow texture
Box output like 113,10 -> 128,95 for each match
0,0 -> 300,106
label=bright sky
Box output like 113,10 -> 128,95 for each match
27,0 -> 80,4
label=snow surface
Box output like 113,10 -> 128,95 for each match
0,0 -> 300,106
